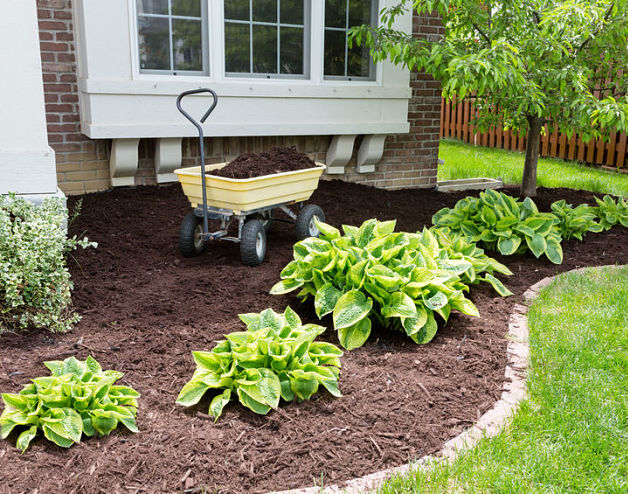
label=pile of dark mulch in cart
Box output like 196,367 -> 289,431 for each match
0,180 -> 626,494
210,146 -> 318,179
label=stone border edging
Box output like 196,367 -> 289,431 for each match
273,272 -> 569,494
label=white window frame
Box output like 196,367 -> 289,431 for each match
322,0 -> 378,81
223,0 -> 311,80
135,0 -> 210,76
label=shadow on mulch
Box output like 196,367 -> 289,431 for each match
0,180 -> 625,493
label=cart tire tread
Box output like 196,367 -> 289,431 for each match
179,212 -> 206,257
240,219 -> 267,266
296,204 -> 325,240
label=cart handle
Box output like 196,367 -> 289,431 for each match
176,88 -> 218,131
176,88 -> 218,238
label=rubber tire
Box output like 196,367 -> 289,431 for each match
249,209 -> 273,233
179,211 -> 207,257
295,204 -> 325,240
240,219 -> 267,266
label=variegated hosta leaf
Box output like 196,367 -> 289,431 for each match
0,357 -> 139,452
177,307 -> 343,420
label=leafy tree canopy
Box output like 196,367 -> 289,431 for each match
351,1 -> 628,195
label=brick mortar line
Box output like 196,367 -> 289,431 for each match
273,266 -> 624,494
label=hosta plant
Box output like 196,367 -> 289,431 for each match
593,195 -> 628,230
432,189 -> 564,264
0,356 -> 139,452
271,219 -> 510,350
431,227 -> 513,296
550,200 -> 602,240
176,307 -> 343,420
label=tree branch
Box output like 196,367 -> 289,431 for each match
575,1 -> 615,55
472,22 -> 491,45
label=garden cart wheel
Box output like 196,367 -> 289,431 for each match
296,204 -> 325,240
248,209 -> 273,233
179,212 -> 206,257
240,219 -> 267,266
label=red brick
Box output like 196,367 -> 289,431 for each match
53,10 -> 73,20
59,74 -> 77,82
48,123 -> 77,133
60,94 -> 78,103
57,53 -> 76,63
41,52 -> 55,62
40,41 -> 68,51
44,83 -> 71,92
45,103 -> 73,112
56,32 -> 74,41
38,9 -> 52,18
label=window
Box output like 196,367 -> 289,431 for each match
224,0 -> 309,78
136,0 -> 208,74
324,0 -> 376,80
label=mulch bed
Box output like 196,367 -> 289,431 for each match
0,180 -> 626,494
210,147 -> 317,179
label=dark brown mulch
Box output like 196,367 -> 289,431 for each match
0,180 -> 626,494
210,146 -> 317,179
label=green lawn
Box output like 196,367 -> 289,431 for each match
438,139 -> 628,197
378,266 -> 628,493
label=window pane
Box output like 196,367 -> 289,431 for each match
138,16 -> 170,70
137,0 -> 168,15
280,0 -> 303,25
324,29 -> 345,76
171,0 -> 201,17
225,0 -> 249,21
280,27 -> 303,74
253,0 -> 277,23
325,0 -> 346,28
172,19 -> 203,71
253,24 -> 277,73
348,0 -> 371,27
225,22 -> 250,72
347,42 -> 370,77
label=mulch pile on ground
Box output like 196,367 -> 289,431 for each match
0,180 -> 626,493
210,146 -> 317,179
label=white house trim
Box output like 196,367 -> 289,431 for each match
73,0 -> 413,140
357,134 -> 387,173
0,0 -> 58,197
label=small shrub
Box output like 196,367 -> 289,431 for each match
0,356 -> 140,452
432,189 -> 563,263
593,195 -> 628,230
176,307 -> 343,420
0,194 -> 96,333
271,219 -> 511,350
550,200 -> 602,240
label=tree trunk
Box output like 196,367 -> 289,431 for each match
521,116 -> 543,197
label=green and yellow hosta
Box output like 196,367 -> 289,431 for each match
0,356 -> 139,452
271,219 -> 512,350
432,190 -> 564,263
594,195 -> 628,231
550,200 -> 602,240
176,307 -> 343,420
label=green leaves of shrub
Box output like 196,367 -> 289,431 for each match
432,190 -> 564,264
593,195 -> 628,230
550,200 -> 602,240
0,193 -> 96,333
0,356 -> 139,452
271,219 -> 511,350
176,307 -> 343,420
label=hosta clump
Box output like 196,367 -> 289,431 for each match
0,193 -> 96,333
176,307 -> 343,420
0,356 -> 139,452
593,195 -> 628,230
431,227 -> 513,296
432,189 -> 563,264
550,200 -> 602,240
271,219 -> 509,350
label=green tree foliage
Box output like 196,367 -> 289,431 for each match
350,1 -> 628,196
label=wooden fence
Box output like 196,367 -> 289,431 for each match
440,97 -> 627,170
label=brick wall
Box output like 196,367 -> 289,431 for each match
37,2 -> 443,195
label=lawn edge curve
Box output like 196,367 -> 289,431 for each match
273,267 -> 619,494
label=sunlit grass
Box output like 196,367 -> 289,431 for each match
378,265 -> 628,493
438,139 -> 628,197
